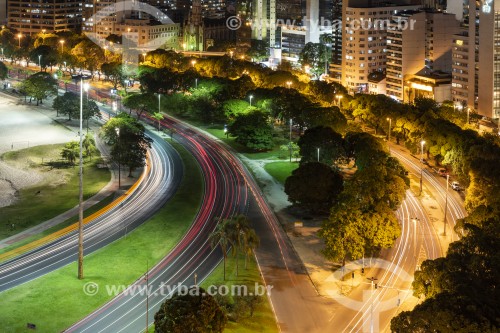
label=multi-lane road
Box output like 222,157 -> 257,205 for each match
0,132 -> 182,292
0,78 -> 467,332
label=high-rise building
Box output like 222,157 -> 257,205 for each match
386,10 -> 459,102
0,0 -> 7,26
7,0 -> 83,34
451,0 -> 500,119
341,1 -> 421,93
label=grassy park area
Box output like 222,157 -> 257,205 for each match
264,161 -> 298,185
0,144 -> 110,240
0,141 -> 203,332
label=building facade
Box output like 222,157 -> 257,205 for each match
386,10 -> 459,102
341,2 -> 421,94
7,0 -> 82,34
451,0 -> 500,119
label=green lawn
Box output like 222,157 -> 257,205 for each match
201,255 -> 280,333
0,144 -> 111,240
0,141 -> 203,333
0,194 -> 115,257
264,161 -> 299,185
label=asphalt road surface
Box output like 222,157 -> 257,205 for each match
0,131 -> 182,292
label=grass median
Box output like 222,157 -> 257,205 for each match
201,255 -> 280,333
0,144 -> 111,240
0,141 -> 203,332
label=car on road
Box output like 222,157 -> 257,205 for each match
438,168 -> 449,177
451,181 -> 462,191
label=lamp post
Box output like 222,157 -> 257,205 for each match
142,52 -> 146,63
59,39 -> 65,53
443,174 -> 449,236
115,127 -> 121,189
17,34 -> 22,48
38,55 -> 42,70
335,94 -> 343,106
229,50 -> 234,58
191,59 -> 196,68
195,78 -> 198,89
420,140 -> 425,195
158,92 -> 161,114
249,95 -> 253,107
77,76 -> 90,280
286,81 -> 292,89
386,117 -> 392,143
367,277 -> 378,333
289,118 -> 293,163
317,147 -> 320,162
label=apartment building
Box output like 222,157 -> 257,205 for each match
386,10 -> 459,102
341,1 -> 421,94
451,0 -> 500,119
7,0 -> 82,34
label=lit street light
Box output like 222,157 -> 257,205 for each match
317,147 -> 320,162
59,39 -> 65,53
386,117 -> 392,143
335,94 -> 343,106
77,76 -> 90,280
249,95 -> 253,107
420,140 -> 425,195
17,34 -> 22,48
286,81 -> 292,89
191,59 -> 196,68
115,127 -> 121,189
142,52 -> 146,63
38,55 -> 42,70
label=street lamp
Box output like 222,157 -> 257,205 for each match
317,147 -> 320,162
17,34 -> 22,48
367,277 -> 378,333
77,76 -> 90,280
142,53 -> 146,63
249,95 -> 253,107
59,39 -> 65,53
286,81 -> 292,89
191,59 -> 196,68
157,92 -> 161,114
38,55 -> 42,70
443,174 -> 449,236
289,118 -> 293,163
115,127 -> 121,189
420,140 -> 426,195
229,50 -> 234,58
386,118 -> 392,143
335,94 -> 343,105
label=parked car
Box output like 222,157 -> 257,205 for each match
438,168 -> 449,177
451,181 -> 462,191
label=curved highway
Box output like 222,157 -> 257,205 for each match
0,132 -> 182,292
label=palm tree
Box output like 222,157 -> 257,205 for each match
227,215 -> 251,277
243,228 -> 260,270
82,133 -> 96,160
208,219 -> 233,281
152,112 -> 164,132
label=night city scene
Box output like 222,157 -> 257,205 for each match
0,0 -> 498,332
